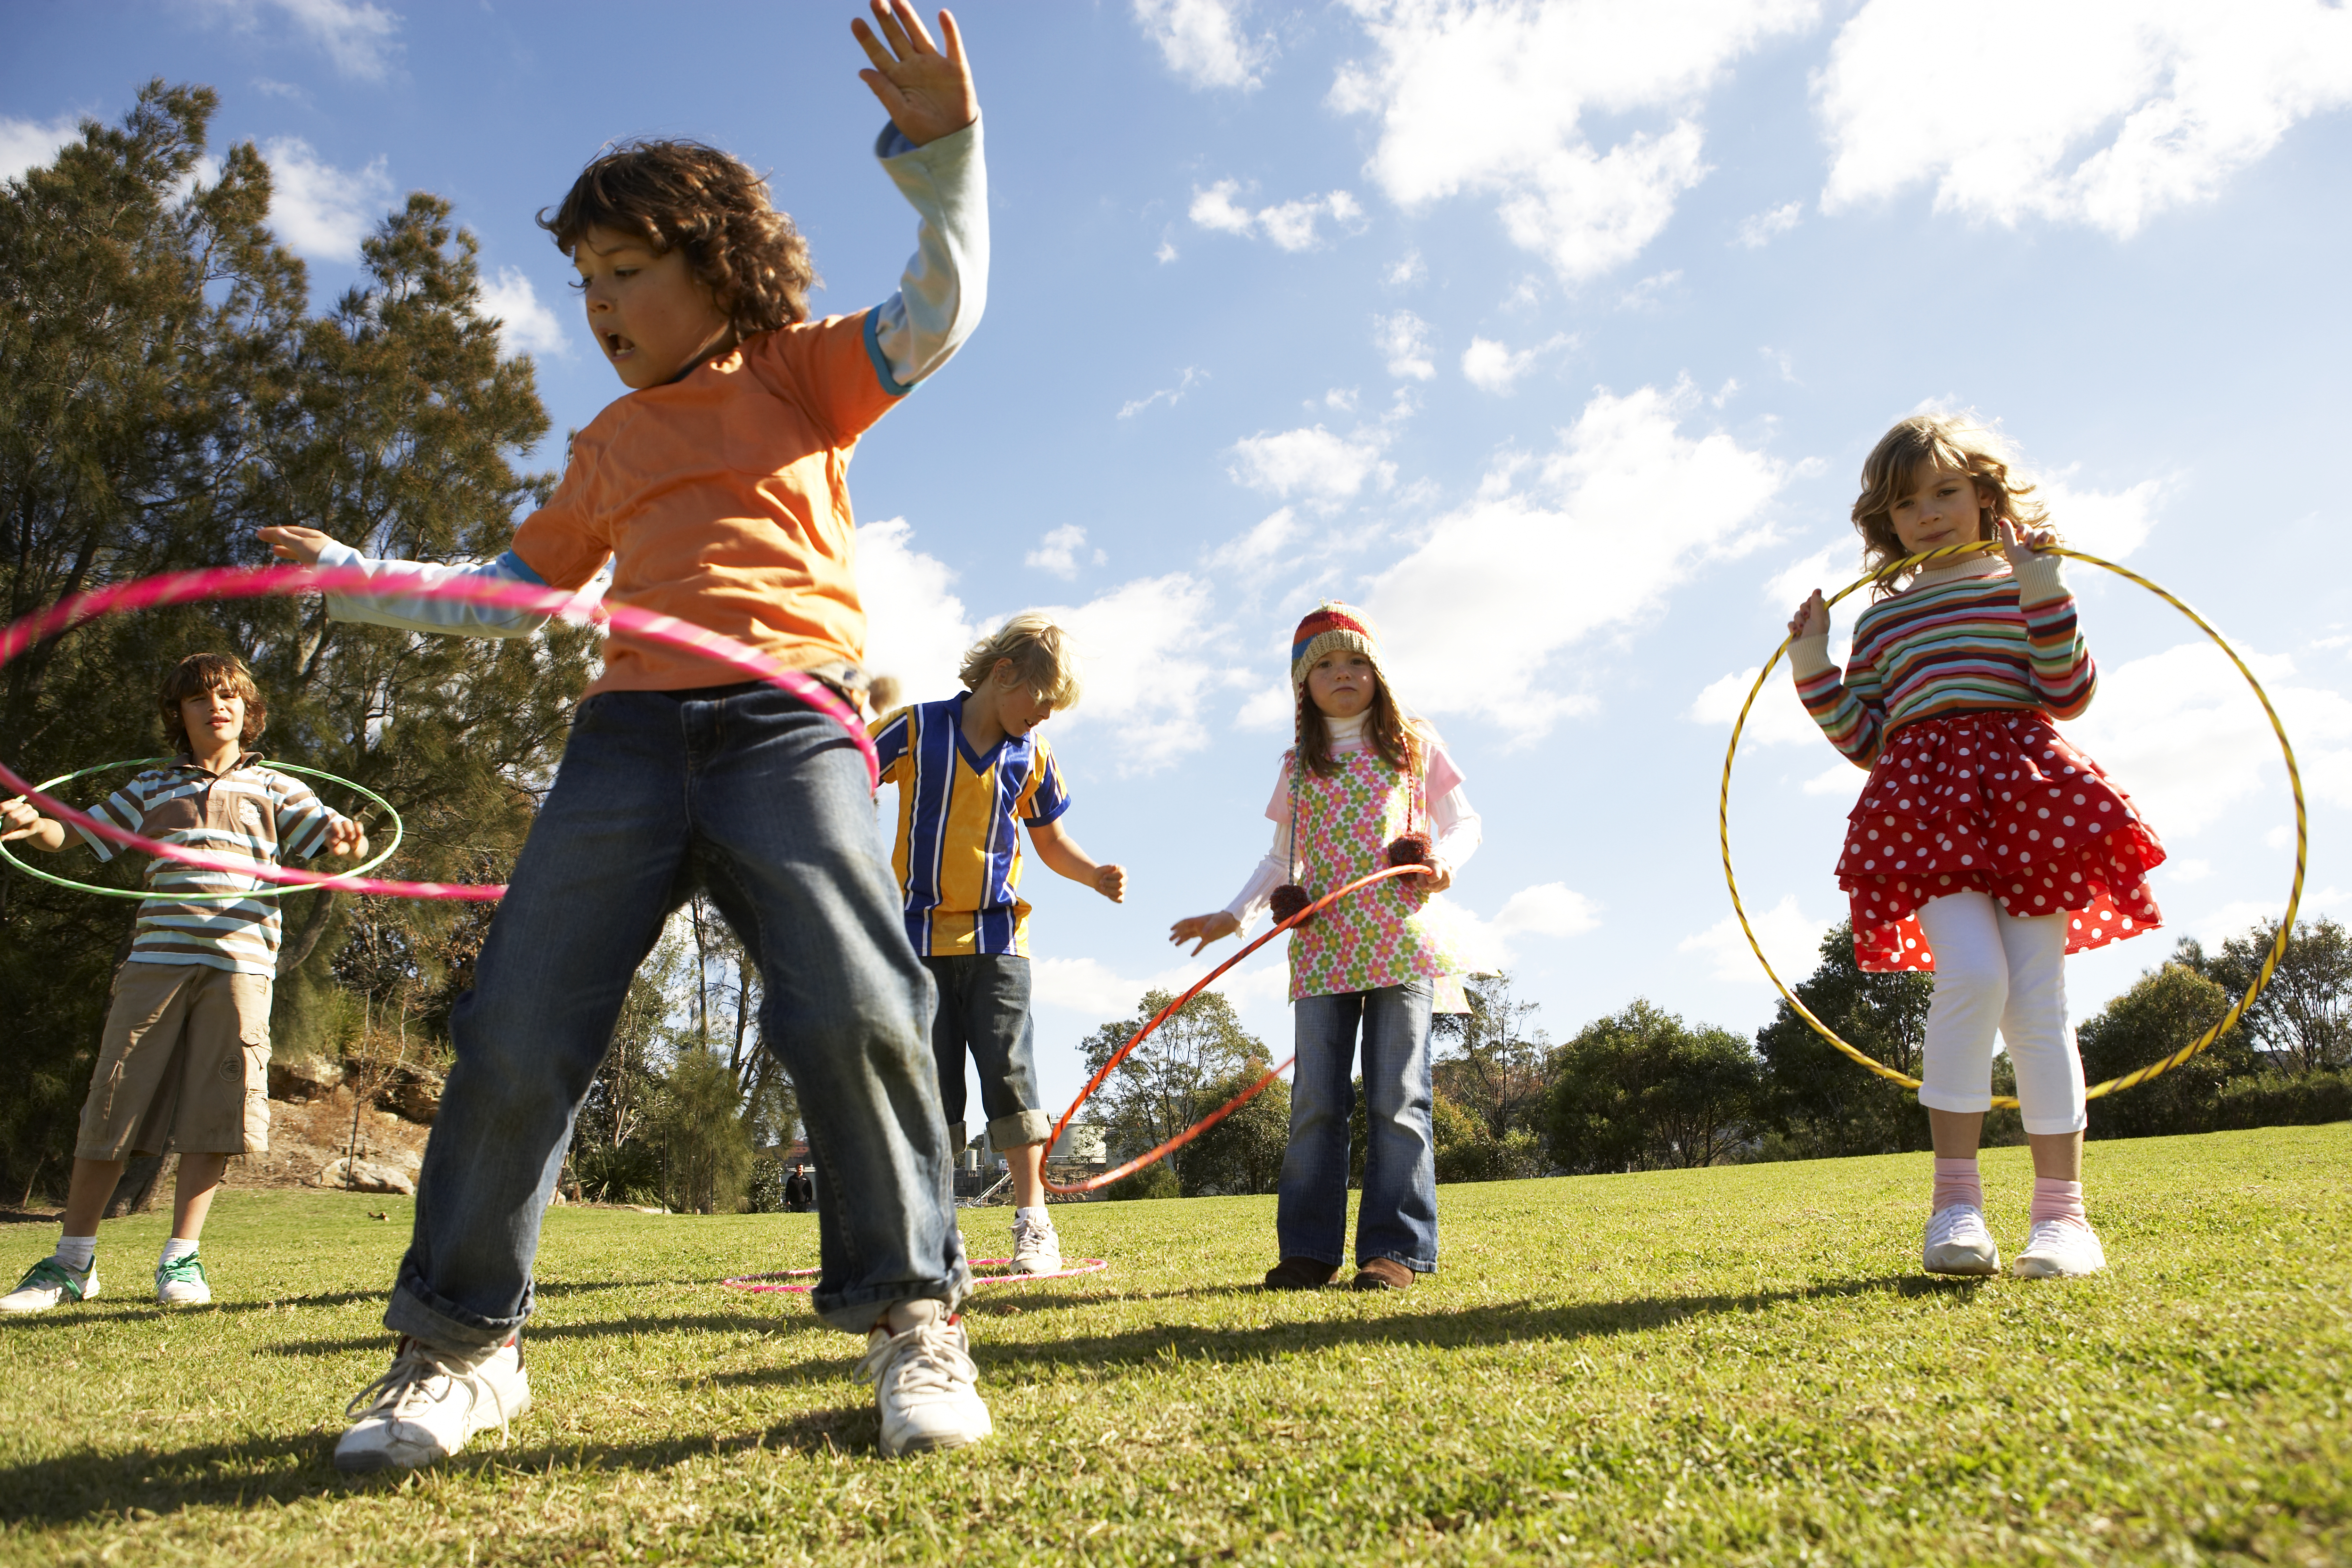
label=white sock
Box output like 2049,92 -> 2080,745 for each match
1015,1205 -> 1049,1227
55,1235 -> 96,1273
160,1237 -> 200,1265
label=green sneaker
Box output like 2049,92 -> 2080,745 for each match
156,1252 -> 212,1307
0,1257 -> 100,1315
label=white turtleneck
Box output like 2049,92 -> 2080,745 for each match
1221,712 -> 1481,928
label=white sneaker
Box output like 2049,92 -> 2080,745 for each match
2012,1218 -> 2107,1279
333,1336 -> 531,1473
155,1253 -> 211,1306
855,1300 -> 993,1457
0,1256 -> 99,1315
1011,1211 -> 1062,1274
1923,1204 -> 2001,1276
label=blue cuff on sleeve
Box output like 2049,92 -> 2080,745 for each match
494,549 -> 547,586
863,308 -> 914,399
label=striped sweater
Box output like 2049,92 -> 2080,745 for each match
1793,554 -> 2093,769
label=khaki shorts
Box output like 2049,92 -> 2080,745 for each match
75,963 -> 273,1160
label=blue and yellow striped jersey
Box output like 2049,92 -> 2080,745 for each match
871,694 -> 1072,957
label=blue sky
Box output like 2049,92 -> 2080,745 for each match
9,1 -> 2352,1119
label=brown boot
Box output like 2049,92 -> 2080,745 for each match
1263,1257 -> 1339,1291
1350,1258 -> 1414,1291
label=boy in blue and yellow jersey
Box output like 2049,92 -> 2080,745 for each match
872,613 -> 1125,1273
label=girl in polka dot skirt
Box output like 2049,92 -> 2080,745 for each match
1788,413 -> 2165,1281
1168,603 -> 1479,1294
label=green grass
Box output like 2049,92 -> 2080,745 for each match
1,1125 -> 2346,1567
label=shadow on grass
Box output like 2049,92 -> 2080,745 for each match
0,1269 -> 1983,1524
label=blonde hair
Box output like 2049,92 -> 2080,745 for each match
958,613 -> 1082,709
1852,412 -> 2051,588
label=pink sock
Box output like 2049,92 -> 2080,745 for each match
2032,1177 -> 2088,1229
1931,1158 -> 1981,1214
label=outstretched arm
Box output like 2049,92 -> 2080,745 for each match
852,3 -> 975,146
1,796 -> 65,852
258,526 -> 559,639
1028,817 -> 1125,902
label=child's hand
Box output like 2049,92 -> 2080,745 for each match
1787,589 -> 1828,643
1421,858 -> 1454,896
852,2 -> 977,147
1094,863 -> 1127,903
1,797 -> 63,851
1169,911 -> 1240,955
325,817 -> 369,858
1996,517 -> 2057,568
257,526 -> 342,566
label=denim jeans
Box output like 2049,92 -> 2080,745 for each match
386,686 -> 964,1343
1276,980 -> 1438,1272
923,954 -> 1054,1151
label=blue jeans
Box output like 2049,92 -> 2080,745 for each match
1276,980 -> 1438,1272
386,686 -> 965,1342
923,954 -> 1054,1150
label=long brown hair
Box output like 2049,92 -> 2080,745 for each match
1294,675 -> 1420,780
1853,413 -> 2050,592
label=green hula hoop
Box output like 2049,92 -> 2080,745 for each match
0,757 -> 404,902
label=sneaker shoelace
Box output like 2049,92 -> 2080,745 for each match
14,1258 -> 86,1299
855,1319 -> 978,1398
345,1340 -> 517,1439
1926,1206 -> 1989,1249
158,1255 -> 206,1288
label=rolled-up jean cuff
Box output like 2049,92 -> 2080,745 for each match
386,1267 -> 524,1352
1915,1086 -> 1994,1115
810,1268 -> 970,1335
988,1110 -> 1055,1148
1364,1250 -> 1437,1274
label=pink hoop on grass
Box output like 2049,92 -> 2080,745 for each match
0,564 -> 878,902
721,1257 -> 1112,1293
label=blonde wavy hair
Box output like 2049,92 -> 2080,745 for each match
1853,413 -> 2051,589
958,613 -> 1083,709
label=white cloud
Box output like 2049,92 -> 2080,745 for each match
1803,762 -> 1866,798
0,114 -> 81,182
262,136 -> 393,261
1330,0 -> 1818,282
1374,310 -> 1436,380
1817,0 -> 2352,237
1119,366 -> 1205,419
855,518 -> 978,702
1155,236 -> 1179,263
476,266 -> 570,359
1228,425 -> 1393,510
1026,525 -> 1100,580
2035,474 -> 2164,560
1190,180 -> 1364,250
1031,952 -> 1290,1021
1133,0 -> 1274,91
1762,542 -> 1849,609
1385,250 -> 1426,286
1734,199 -> 1804,246
1679,892 -> 1835,985
208,0 -> 404,81
2059,640 -> 2352,838
1209,506 -> 1303,571
1689,665 -> 1822,749
1617,269 -> 1683,310
1364,380 -> 1789,732
1460,333 -> 1569,395
1045,575 -> 1226,771
1234,679 -> 1293,731
1491,882 -> 1601,938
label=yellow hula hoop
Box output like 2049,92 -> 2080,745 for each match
1718,540 -> 2306,1107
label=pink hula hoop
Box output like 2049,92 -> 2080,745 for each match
0,564 -> 878,902
722,1257 -> 1112,1293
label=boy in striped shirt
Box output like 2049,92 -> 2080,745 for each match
0,653 -> 365,1314
872,614 -> 1125,1272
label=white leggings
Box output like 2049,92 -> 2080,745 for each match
1914,890 -> 2087,1135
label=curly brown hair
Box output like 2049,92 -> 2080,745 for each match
159,653 -> 266,752
1853,413 -> 2051,591
539,139 -> 819,337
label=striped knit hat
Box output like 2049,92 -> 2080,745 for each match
1289,601 -> 1389,690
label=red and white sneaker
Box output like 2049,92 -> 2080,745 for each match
333,1336 -> 530,1473
856,1300 -> 992,1457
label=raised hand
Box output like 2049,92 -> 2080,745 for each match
1996,516 -> 2057,568
1168,910 -> 1240,956
1788,588 -> 1829,642
257,526 -> 340,565
325,817 -> 370,858
852,2 -> 977,147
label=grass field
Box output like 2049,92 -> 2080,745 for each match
0,1124 -> 2345,1567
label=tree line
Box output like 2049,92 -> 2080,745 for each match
1076,916 -> 2351,1197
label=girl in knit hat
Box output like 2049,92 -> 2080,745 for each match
1168,603 -> 1480,1291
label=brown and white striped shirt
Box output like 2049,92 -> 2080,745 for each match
74,752 -> 346,975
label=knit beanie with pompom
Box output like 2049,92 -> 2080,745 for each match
1289,601 -> 1390,692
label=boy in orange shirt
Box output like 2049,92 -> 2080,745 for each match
261,2 -> 991,1468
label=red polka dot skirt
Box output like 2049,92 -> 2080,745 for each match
1837,709 -> 2165,973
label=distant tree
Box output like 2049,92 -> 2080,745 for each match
1431,1086 -> 1544,1183
1546,1000 -> 1759,1173
2079,961 -> 2255,1140
660,1045 -> 753,1215
2180,919 -> 2352,1077
1176,1057 -> 1290,1196
1078,988 -> 1260,1188
1431,972 -> 1549,1147
1754,921 -> 1936,1158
